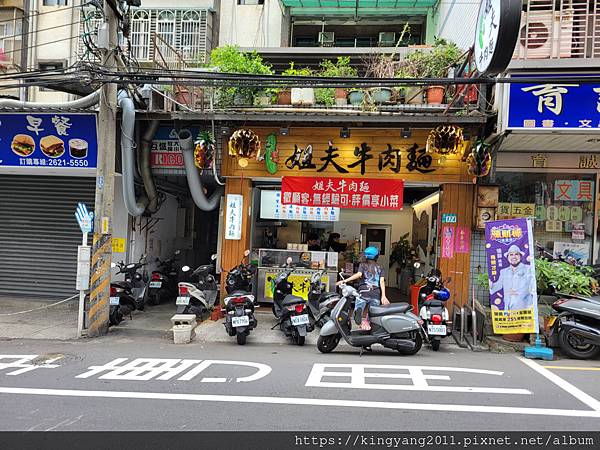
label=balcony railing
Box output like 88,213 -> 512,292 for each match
513,0 -> 600,60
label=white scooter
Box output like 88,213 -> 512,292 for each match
177,254 -> 219,319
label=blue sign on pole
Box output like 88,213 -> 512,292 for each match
75,202 -> 94,234
0,113 -> 98,169
506,74 -> 600,130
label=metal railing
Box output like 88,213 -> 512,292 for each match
451,287 -> 486,351
514,0 -> 600,60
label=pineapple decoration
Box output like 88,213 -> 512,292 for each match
466,139 -> 492,179
228,129 -> 261,168
194,131 -> 216,169
426,125 -> 465,165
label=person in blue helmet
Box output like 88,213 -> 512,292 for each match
336,246 -> 389,331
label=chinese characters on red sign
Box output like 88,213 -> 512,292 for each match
281,177 -> 404,210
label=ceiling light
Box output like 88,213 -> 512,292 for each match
280,127 -> 289,136
340,127 -> 350,138
401,127 -> 411,139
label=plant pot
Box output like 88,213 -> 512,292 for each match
175,89 -> 191,106
256,95 -> 271,106
426,85 -> 446,105
291,87 -> 315,106
277,89 -> 291,105
404,86 -> 424,105
335,88 -> 348,99
371,87 -> 393,104
348,90 -> 364,106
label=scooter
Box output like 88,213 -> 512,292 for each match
306,270 -> 341,328
177,255 -> 219,319
270,258 -> 314,346
223,250 -> 257,345
113,256 -> 148,311
416,265 -> 451,351
317,272 -> 424,355
547,293 -> 600,359
147,250 -> 181,306
106,260 -> 144,326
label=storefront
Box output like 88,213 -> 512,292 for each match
219,126 -> 476,307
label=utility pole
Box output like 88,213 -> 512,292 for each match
19,0 -> 31,102
88,1 -> 119,337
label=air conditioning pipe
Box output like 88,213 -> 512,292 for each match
0,89 -> 101,109
138,120 -> 160,213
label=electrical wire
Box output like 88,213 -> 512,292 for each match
0,34 -> 81,57
0,3 -> 90,25
0,19 -> 84,42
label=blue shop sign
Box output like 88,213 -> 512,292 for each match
0,113 -> 98,170
506,74 -> 600,131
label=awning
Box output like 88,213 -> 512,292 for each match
279,0 -> 439,16
500,132 -> 600,153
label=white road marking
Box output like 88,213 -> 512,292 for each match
0,355 -> 62,375
0,386 -> 599,418
305,363 -> 532,395
75,358 -> 272,383
519,357 -> 600,411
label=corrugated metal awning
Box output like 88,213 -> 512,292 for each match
280,0 -> 438,15
500,132 -> 600,153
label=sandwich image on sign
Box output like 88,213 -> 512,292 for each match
40,135 -> 65,158
69,138 -> 88,158
11,134 -> 35,157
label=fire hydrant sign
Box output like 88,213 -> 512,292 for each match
281,176 -> 403,210
225,194 -> 243,240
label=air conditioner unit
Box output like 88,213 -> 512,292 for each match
318,31 -> 335,47
514,10 -> 573,59
378,32 -> 396,47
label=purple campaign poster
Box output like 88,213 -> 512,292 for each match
484,218 -> 539,334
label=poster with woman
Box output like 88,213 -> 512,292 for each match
484,218 -> 539,334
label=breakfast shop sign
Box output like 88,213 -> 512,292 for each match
0,113 -> 98,171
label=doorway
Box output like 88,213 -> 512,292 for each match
360,224 -> 392,279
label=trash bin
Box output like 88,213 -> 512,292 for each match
173,324 -> 193,344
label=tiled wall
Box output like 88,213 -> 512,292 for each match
470,231 -> 489,306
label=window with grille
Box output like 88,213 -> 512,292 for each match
131,10 -> 151,61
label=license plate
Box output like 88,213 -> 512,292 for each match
232,316 -> 250,327
428,324 -> 447,336
109,296 -> 120,306
291,314 -> 309,326
176,296 -> 190,305
149,281 -> 162,288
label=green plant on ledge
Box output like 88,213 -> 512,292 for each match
316,57 -> 358,106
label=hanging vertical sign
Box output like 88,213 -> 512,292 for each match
441,225 -> 455,259
225,194 -> 243,240
485,218 -> 539,334
455,226 -> 471,254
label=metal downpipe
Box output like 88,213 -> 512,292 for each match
118,90 -> 146,217
139,120 -> 160,213
0,89 -> 101,109
178,130 -> 224,211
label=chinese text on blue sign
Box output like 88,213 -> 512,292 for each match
0,113 -> 98,169
507,75 -> 600,130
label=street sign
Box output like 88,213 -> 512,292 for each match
442,213 -> 457,224
75,202 -> 94,234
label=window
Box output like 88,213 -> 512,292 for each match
43,0 -> 68,5
237,0 -> 264,5
131,10 -> 151,61
38,61 -> 64,91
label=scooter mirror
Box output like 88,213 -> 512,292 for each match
181,266 -> 191,272
211,254 -> 218,261
414,262 -> 421,269
244,249 -> 250,257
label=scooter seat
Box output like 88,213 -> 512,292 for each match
423,299 -> 444,307
282,295 -> 305,307
113,281 -> 131,290
368,303 -> 412,317
319,292 -> 339,303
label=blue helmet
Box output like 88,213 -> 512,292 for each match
436,288 -> 451,301
364,246 -> 379,260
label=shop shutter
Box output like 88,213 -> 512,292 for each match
0,175 -> 95,298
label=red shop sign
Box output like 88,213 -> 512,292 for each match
281,176 -> 404,210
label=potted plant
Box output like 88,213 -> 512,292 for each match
280,63 -> 314,106
317,57 -> 358,106
208,45 -> 273,107
397,38 -> 462,105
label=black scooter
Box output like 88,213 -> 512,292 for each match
306,270 -> 341,328
416,267 -> 451,351
548,293 -> 600,359
223,250 -> 257,345
147,250 -> 181,305
270,258 -> 314,346
107,260 -> 145,326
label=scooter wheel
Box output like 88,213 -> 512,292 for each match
558,328 -> 600,360
397,332 -> 423,356
236,332 -> 247,345
317,335 -> 340,353
431,339 -> 441,352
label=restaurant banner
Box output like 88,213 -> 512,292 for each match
484,218 -> 539,334
281,176 -> 404,210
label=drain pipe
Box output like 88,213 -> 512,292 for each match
178,129 -> 224,211
138,120 -> 160,213
118,90 -> 146,217
0,89 -> 101,109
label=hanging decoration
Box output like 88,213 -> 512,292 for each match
228,129 -> 261,167
193,131 -> 215,169
426,125 -> 465,155
264,132 -> 279,174
467,139 -> 492,178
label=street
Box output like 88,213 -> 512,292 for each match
0,336 -> 599,431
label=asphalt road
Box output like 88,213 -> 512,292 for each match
0,336 -> 599,431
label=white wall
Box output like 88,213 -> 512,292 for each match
218,0 -> 286,47
435,0 -> 478,50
